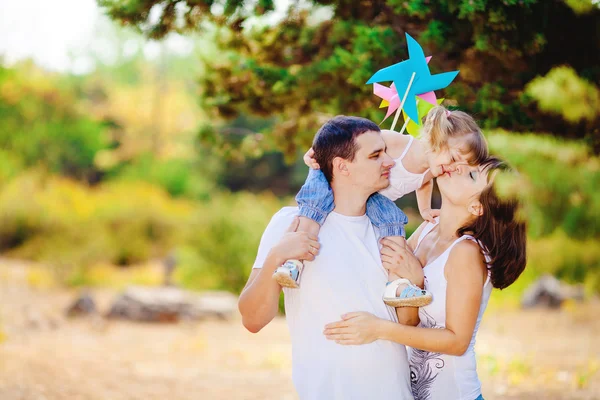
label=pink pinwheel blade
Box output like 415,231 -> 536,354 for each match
373,83 -> 401,121
415,56 -> 438,106
373,83 -> 396,99
417,91 -> 437,106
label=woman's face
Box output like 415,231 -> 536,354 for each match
436,162 -> 490,215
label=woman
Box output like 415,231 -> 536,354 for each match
323,156 -> 527,400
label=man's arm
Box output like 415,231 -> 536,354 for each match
238,212 -> 319,333
238,252 -> 285,333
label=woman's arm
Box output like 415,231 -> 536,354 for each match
325,240 -> 487,356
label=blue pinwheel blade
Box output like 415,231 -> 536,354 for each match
416,70 -> 460,93
366,60 -> 412,84
402,94 -> 420,124
405,33 -> 429,75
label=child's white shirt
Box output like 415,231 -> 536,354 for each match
379,135 -> 430,201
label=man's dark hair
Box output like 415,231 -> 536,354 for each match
313,116 -> 380,183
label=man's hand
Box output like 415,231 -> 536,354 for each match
380,238 -> 424,288
269,217 -> 321,263
420,208 -> 440,224
303,148 -> 320,170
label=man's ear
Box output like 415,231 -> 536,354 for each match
468,200 -> 483,217
332,157 -> 350,177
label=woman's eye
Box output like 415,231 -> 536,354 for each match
469,172 -> 474,180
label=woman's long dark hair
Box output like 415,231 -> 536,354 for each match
457,157 -> 527,289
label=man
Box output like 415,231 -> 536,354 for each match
238,116 -> 414,399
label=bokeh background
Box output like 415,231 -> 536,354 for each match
0,1 -> 599,399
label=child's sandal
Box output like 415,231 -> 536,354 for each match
273,259 -> 303,288
383,278 -> 433,307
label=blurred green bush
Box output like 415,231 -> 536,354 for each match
488,130 -> 600,239
0,170 -> 285,290
175,192 -> 285,293
0,172 -> 193,281
0,63 -> 109,183
109,152 -> 221,200
488,130 -> 600,293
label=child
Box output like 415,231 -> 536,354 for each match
273,106 -> 488,307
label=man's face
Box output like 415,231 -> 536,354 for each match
344,130 -> 395,193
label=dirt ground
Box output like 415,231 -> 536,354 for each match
1,259 -> 599,400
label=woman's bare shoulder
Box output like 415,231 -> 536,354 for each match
451,239 -> 484,258
446,239 -> 487,282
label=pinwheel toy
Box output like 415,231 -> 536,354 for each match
374,56 -> 435,121
367,33 -> 459,132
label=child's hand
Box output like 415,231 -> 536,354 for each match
303,148 -> 320,170
420,208 -> 440,224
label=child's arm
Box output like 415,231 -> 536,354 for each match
416,179 -> 440,224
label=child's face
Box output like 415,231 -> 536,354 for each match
427,136 -> 473,177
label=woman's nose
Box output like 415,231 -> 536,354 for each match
453,162 -> 469,175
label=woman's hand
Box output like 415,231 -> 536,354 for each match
303,148 -> 320,170
380,238 -> 424,287
269,217 -> 321,264
323,312 -> 385,345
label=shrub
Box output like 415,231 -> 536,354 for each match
0,172 -> 195,284
176,192 -> 285,293
487,130 -> 600,239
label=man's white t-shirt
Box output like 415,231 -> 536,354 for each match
253,207 -> 413,400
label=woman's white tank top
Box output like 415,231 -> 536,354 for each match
408,220 -> 493,400
379,136 -> 430,201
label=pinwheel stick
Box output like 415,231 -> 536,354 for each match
399,98 -> 419,135
390,72 -> 416,132
399,115 -> 410,135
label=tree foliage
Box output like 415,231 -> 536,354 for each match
99,0 -> 600,156
0,62 -> 109,183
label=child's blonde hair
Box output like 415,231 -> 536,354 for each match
422,106 -> 488,165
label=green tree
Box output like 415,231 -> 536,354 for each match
100,0 -> 600,157
0,62 -> 109,183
